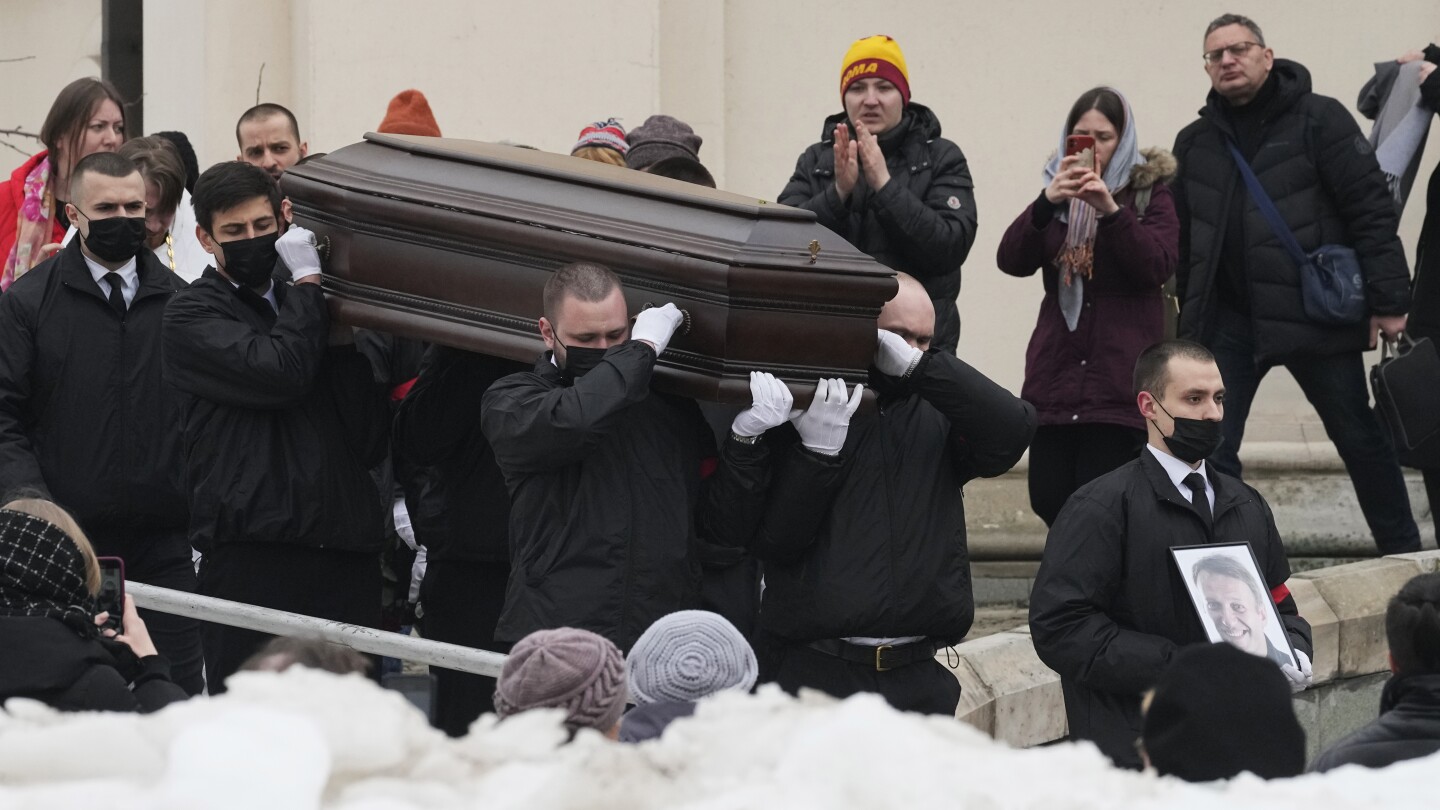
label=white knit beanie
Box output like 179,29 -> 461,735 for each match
626,610 -> 758,705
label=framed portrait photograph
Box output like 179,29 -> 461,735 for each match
1171,542 -> 1297,669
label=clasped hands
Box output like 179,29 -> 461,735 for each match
833,122 -> 892,202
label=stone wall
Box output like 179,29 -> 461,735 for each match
946,549 -> 1440,761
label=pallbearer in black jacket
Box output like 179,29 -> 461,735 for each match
749,273 -> 1035,715
162,162 -> 388,693
0,153 -> 201,694
1029,340 -> 1313,769
481,263 -> 786,653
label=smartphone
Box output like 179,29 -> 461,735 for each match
97,556 -> 125,634
1065,134 -> 1098,173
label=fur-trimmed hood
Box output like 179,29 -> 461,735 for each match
1130,147 -> 1177,190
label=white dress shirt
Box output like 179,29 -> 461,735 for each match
1145,443 -> 1215,512
82,253 -> 138,308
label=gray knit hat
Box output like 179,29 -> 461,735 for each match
624,115 -> 702,170
626,610 -> 758,705
493,627 -> 628,734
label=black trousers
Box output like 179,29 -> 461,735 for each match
418,558 -> 511,737
1208,306 -> 1421,553
759,637 -> 961,716
1027,423 -> 1145,527
95,529 -> 204,696
199,542 -> 382,694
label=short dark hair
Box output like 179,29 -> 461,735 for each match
235,103 -> 303,147
542,262 -> 623,324
192,161 -> 284,233
68,151 -> 142,206
1192,554 -> 1266,606
239,637 -> 372,676
644,156 -> 717,188
1386,573 -> 1440,677
41,77 -> 126,176
1064,87 -> 1126,140
1133,339 -> 1216,398
118,136 -> 186,215
1205,13 -> 1265,46
154,131 -> 200,193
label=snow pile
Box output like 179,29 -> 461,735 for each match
0,668 -> 1429,809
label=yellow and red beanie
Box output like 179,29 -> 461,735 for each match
839,35 -> 911,105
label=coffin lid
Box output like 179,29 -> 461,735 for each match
287,132 -> 882,275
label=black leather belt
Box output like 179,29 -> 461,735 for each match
806,638 -> 937,672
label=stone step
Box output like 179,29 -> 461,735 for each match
965,458 -> 1437,561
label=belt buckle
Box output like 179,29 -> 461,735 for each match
874,644 -> 893,672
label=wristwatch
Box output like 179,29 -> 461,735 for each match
729,432 -> 762,445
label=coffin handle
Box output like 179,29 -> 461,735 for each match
639,302 -> 692,336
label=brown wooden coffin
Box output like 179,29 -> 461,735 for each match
280,133 -> 896,404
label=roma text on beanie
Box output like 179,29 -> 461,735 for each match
493,627 -> 627,734
378,89 -> 442,138
839,34 -> 911,105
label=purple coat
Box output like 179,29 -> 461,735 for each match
996,150 -> 1179,431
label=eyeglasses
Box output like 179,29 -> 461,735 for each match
1203,41 -> 1261,66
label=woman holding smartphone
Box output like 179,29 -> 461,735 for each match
996,87 -> 1179,527
0,498 -> 189,712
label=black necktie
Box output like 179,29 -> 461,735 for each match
1184,472 -> 1212,528
103,272 -> 126,315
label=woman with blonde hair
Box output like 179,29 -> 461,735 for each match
570,118 -> 629,166
0,497 -> 189,712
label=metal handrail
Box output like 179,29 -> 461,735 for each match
128,581 -> 506,678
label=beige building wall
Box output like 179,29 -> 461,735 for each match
5,1 -> 1439,442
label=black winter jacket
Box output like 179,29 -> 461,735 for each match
779,104 -> 978,354
161,269 -> 388,553
393,346 -> 530,563
0,242 -> 186,545
1172,59 -> 1411,362
751,352 -> 1034,645
480,342 -> 765,651
1029,450 -> 1313,768
0,617 -> 187,713
1311,673 -> 1440,772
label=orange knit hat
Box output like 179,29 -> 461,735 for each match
378,89 -> 441,137
839,35 -> 911,105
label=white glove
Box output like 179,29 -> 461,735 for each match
631,303 -> 684,357
874,329 -> 924,378
276,225 -> 323,281
731,372 -> 794,438
1280,648 -> 1313,693
789,377 -> 864,456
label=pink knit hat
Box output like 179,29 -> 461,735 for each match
494,627 -> 628,734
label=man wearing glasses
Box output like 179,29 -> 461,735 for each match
1171,14 -> 1421,555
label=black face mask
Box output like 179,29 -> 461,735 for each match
555,338 -> 608,382
1153,401 -> 1224,464
217,231 -> 280,288
78,213 -> 147,263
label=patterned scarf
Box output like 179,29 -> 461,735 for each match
1041,89 -> 1144,331
0,509 -> 97,636
2,154 -> 56,291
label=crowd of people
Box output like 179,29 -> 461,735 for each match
1,12 -> 1439,784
